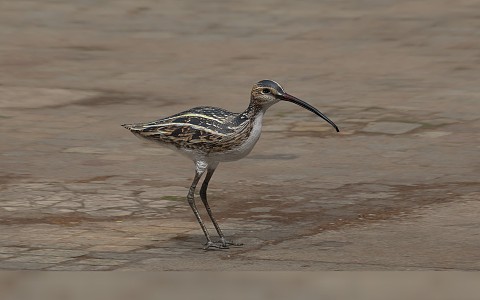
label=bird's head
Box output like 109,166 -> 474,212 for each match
250,79 -> 339,132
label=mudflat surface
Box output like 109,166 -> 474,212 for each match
0,0 -> 479,270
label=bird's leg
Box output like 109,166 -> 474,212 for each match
187,161 -> 220,250
200,163 -> 243,248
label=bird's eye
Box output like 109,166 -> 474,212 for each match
262,88 -> 271,94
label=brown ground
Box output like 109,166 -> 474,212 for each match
0,0 -> 479,270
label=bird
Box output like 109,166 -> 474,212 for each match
122,79 -> 339,250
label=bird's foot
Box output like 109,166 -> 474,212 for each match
203,238 -> 243,250
203,241 -> 229,250
215,238 -> 244,248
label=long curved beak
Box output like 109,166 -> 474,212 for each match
280,93 -> 340,132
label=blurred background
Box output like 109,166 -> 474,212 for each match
0,0 -> 479,277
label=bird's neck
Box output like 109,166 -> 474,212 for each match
236,101 -> 266,124
247,101 -> 267,117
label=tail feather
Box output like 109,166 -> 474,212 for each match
121,123 -> 142,131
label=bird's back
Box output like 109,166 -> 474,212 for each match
122,106 -> 250,153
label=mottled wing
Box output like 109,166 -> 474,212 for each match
122,106 -> 240,149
